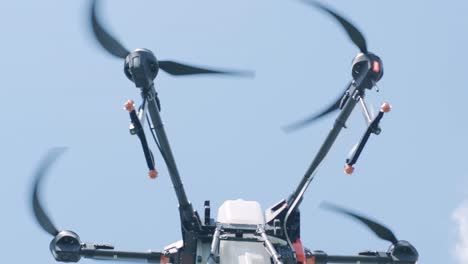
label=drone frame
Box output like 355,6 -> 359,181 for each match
30,1 -> 419,264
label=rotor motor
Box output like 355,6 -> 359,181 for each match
124,48 -> 160,88
49,230 -> 82,263
387,240 -> 419,264
351,52 -> 384,89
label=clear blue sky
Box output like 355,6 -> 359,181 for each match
1,0 -> 467,263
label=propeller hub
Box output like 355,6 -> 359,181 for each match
124,48 -> 160,89
387,240 -> 419,263
50,230 -> 82,263
351,52 -> 383,89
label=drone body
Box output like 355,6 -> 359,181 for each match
31,1 -> 418,264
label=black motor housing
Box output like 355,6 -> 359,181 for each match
351,52 -> 383,89
387,240 -> 419,264
124,48 -> 160,89
50,230 -> 82,263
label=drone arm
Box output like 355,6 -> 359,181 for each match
80,244 -> 167,263
308,251 -> 394,264
49,233 -> 170,263
284,67 -> 371,220
144,86 -> 202,231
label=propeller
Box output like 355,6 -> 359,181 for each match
302,0 -> 367,53
90,0 -> 129,59
321,202 -> 398,244
285,1 -> 372,130
31,147 -> 67,236
321,202 -> 419,262
283,82 -> 351,132
90,0 -> 253,77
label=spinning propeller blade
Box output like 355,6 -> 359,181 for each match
285,1 -> 372,131
89,0 -> 253,77
159,61 -> 254,77
90,0 -> 130,59
283,81 -> 351,132
31,147 -> 67,236
322,202 -> 399,244
302,0 -> 367,53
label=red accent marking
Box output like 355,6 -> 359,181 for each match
306,256 -> 316,264
292,239 -> 306,264
372,61 -> 380,73
160,255 -> 170,264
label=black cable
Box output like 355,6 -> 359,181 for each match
146,113 -> 163,155
145,113 -> 174,174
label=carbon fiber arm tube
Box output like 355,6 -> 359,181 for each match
80,247 -> 164,263
144,84 -> 201,231
310,251 -> 394,264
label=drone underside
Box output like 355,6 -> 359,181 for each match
30,1 -> 418,264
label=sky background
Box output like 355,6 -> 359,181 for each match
1,0 -> 467,263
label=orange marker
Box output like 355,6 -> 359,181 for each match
124,100 -> 135,112
380,102 -> 391,113
344,164 -> 354,175
149,169 -> 158,179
